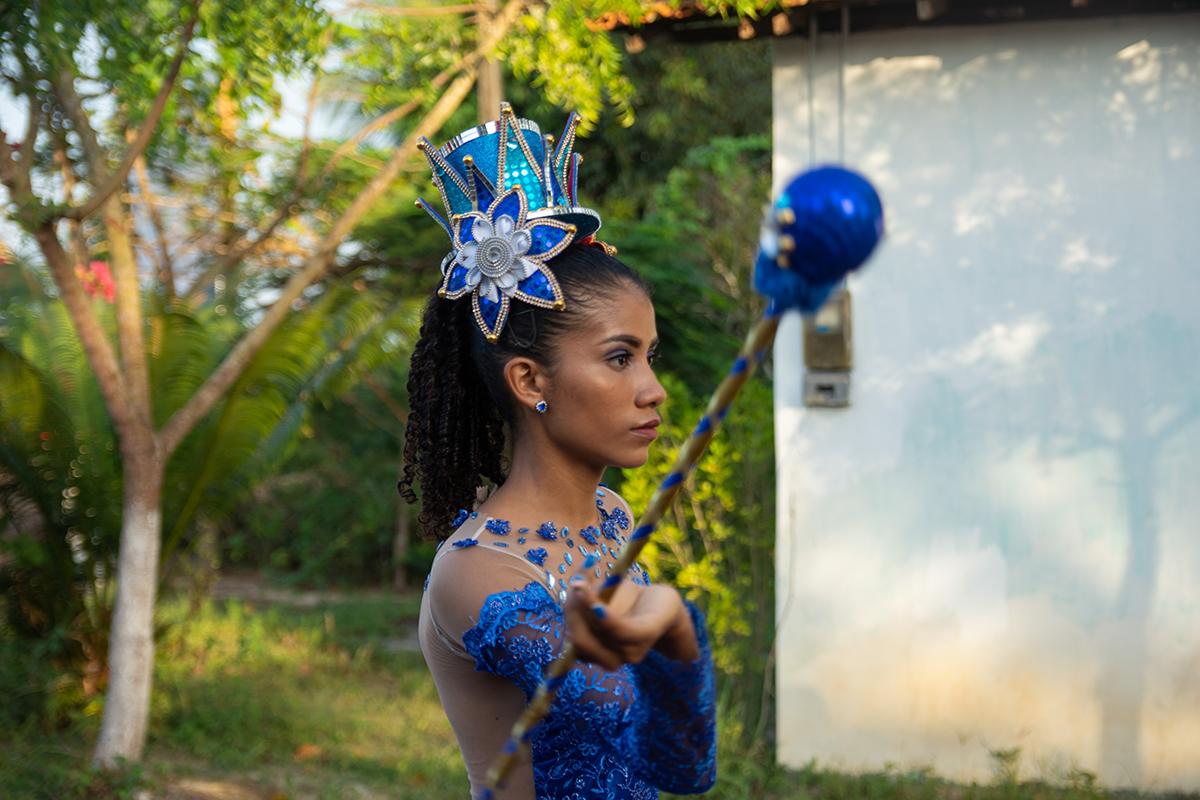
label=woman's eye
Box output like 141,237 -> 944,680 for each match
609,350 -> 657,368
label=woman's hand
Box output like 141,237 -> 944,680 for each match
563,575 -> 699,670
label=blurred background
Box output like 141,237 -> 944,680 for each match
1,1 -> 1197,799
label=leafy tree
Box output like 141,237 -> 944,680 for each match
0,0 -> 521,766
0,255 -> 418,727
1,0 -> 777,767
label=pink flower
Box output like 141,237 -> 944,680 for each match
76,260 -> 115,303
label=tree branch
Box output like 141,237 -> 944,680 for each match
0,130 -> 19,193
183,0 -> 515,298
183,23 -> 477,304
182,63 -> 325,304
16,93 -> 41,187
54,143 -> 93,269
30,222 -> 135,435
130,148 -> 177,299
63,0 -> 203,221
52,70 -> 113,183
160,0 -> 527,455
318,33 -> 489,183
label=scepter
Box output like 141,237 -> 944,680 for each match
481,165 -> 886,797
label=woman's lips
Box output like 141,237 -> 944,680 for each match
631,426 -> 659,441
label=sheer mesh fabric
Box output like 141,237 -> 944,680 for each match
417,489 -> 717,799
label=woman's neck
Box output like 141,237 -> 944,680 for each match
486,438 -> 605,532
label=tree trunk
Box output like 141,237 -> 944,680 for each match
187,516 -> 221,613
93,452 -> 164,767
476,0 -> 503,121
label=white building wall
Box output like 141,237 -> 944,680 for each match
771,16 -> 1200,790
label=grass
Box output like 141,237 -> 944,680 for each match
1,586 -> 1196,800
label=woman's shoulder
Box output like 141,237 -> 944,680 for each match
426,508 -> 567,603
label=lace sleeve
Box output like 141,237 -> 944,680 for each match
438,549 -> 716,796
427,503 -> 717,797
620,600 -> 717,794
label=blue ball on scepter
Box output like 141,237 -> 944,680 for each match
753,165 -> 885,314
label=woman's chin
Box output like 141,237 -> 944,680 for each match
611,448 -> 652,470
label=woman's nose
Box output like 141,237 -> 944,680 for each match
641,369 -> 667,408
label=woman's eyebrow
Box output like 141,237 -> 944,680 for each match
600,334 -> 660,348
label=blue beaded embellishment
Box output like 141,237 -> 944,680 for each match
526,547 -> 548,566
451,509 -> 469,527
536,522 -> 558,541
486,519 -> 511,536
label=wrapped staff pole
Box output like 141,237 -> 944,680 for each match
481,166 -> 886,797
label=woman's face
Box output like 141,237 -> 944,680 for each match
540,283 -> 666,470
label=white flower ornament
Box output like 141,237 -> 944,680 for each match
439,186 -> 576,342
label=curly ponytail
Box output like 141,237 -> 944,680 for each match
399,243 -> 650,540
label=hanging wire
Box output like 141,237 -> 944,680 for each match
838,1 -> 849,163
807,15 -> 818,165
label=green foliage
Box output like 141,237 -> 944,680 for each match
580,39 -> 773,214
617,372 -> 777,739
3,589 -> 1138,800
607,134 -> 771,389
149,593 -> 462,788
503,2 -> 637,129
0,259 -> 419,725
1,0 -> 328,168
0,730 -> 146,800
0,283 -> 123,723
223,391 -> 409,587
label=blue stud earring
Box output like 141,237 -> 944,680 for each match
534,400 -> 548,414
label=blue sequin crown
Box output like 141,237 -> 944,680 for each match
416,102 -> 604,342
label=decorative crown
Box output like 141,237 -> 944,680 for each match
416,102 -> 604,342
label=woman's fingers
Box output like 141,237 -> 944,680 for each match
564,581 -> 623,670
566,579 -> 675,667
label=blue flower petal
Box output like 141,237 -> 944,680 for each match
525,221 -> 572,257
456,213 -> 485,247
446,264 -> 469,293
489,188 -> 524,227
516,269 -> 559,303
480,294 -> 500,326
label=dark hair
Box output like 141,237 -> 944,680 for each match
398,243 -> 650,540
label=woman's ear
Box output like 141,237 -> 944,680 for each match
504,356 -> 546,413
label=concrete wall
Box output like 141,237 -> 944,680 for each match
771,16 -> 1200,790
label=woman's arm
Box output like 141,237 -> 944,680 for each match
565,577 -> 718,794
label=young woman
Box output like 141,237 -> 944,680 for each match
400,234 -> 718,796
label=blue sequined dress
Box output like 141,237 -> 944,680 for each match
417,488 -> 717,799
